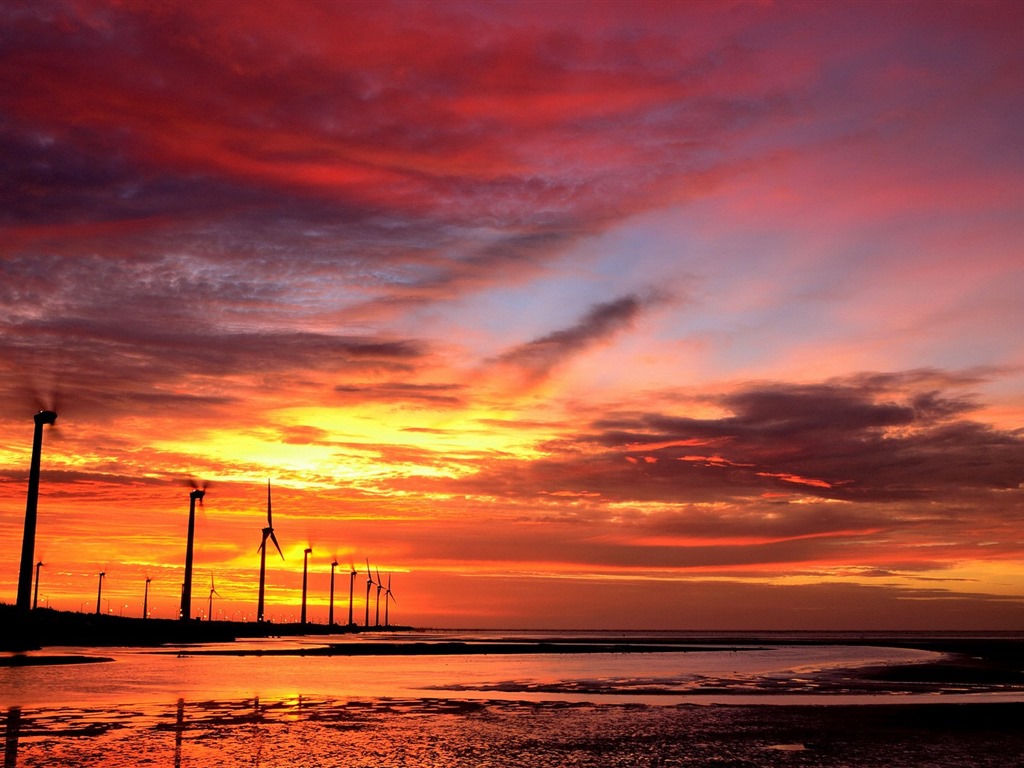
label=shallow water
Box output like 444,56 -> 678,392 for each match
3,631 -> 1023,767
0,637 -> 949,708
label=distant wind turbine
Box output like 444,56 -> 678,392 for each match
143,576 -> 152,620
301,546 -> 313,626
364,559 -> 374,628
348,561 -> 357,627
257,480 -> 284,623
33,561 -> 43,611
328,558 -> 338,627
384,574 -> 396,628
180,481 -> 208,621
207,573 -> 221,621
17,409 -> 57,613
374,566 -> 384,627
95,571 -> 105,615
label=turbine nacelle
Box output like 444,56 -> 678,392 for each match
258,526 -> 284,560
34,410 -> 57,427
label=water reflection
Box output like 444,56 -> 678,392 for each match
173,698 -> 183,768
4,707 -> 19,768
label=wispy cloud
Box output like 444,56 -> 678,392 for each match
491,293 -> 667,385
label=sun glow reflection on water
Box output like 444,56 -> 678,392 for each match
0,635 -> 1013,710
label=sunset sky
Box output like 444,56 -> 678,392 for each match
2,0 -> 1023,630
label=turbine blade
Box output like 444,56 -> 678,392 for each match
270,531 -> 284,559
266,480 -> 273,526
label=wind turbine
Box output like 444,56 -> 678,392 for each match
33,561 -> 44,611
328,558 -> 338,627
17,409 -> 57,612
374,566 -> 383,627
180,481 -> 208,621
364,559 -> 374,628
348,561 -> 357,627
384,574 -> 396,628
95,571 -> 105,615
143,576 -> 152,619
256,480 -> 284,623
207,573 -> 221,621
301,546 -> 313,626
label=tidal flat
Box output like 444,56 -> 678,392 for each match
3,631 -> 1024,767
5,697 -> 1024,768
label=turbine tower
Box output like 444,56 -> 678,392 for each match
17,410 -> 57,612
364,559 -> 374,628
328,559 -> 338,627
348,562 -> 357,627
95,571 -> 105,615
180,483 -> 207,621
374,566 -> 383,627
33,561 -> 44,611
143,576 -> 152,619
384,574 -> 396,628
256,480 -> 284,622
301,546 -> 313,626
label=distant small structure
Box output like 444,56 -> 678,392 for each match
300,546 -> 313,626
33,561 -> 44,611
364,559 -> 375,628
329,559 -> 338,627
384,574 -> 396,628
207,573 -> 221,621
348,563 -> 358,626
95,571 -> 105,616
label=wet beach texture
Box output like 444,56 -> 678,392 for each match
4,697 -> 1024,768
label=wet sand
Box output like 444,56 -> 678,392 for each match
5,696 -> 1024,767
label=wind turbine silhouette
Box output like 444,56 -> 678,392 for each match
143,576 -> 152,619
256,480 -> 284,623
180,481 -> 208,621
33,561 -> 43,611
301,546 -> 313,626
17,409 -> 57,612
328,558 -> 338,627
364,559 -> 374,628
384,574 -> 396,628
207,573 -> 221,621
374,566 -> 384,627
348,561 -> 357,627
95,571 -> 105,615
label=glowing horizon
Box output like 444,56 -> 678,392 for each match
1,0 -> 1023,630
